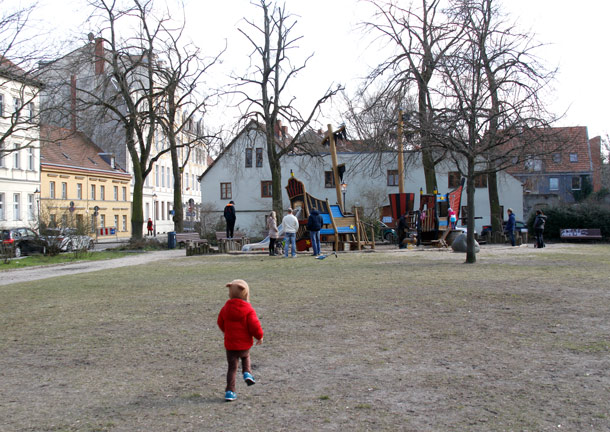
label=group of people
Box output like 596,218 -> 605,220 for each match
505,207 -> 547,248
265,207 -> 323,257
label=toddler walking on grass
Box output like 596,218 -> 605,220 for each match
217,279 -> 264,401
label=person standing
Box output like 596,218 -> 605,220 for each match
505,208 -> 516,246
306,208 -> 323,256
267,211 -> 279,256
146,218 -> 153,236
534,209 -> 547,248
281,208 -> 299,258
217,279 -> 264,402
224,201 -> 236,239
448,207 -> 457,229
397,213 -> 408,249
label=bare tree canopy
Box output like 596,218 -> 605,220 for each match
232,0 -> 343,216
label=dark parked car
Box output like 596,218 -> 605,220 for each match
379,221 -> 397,243
481,220 -> 527,236
1,227 -> 47,258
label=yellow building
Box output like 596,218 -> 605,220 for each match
40,126 -> 132,239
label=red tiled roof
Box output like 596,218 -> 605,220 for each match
505,127 -> 597,174
40,125 -> 130,177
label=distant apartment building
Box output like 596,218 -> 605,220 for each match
0,58 -> 42,229
40,126 -> 132,239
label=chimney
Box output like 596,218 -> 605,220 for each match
274,120 -> 282,138
94,38 -> 104,75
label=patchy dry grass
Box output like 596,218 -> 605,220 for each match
0,244 -> 609,431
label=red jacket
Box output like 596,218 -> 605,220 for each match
217,298 -> 264,350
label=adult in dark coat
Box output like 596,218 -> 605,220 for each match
534,209 -> 547,248
224,201 -> 236,238
505,208 -> 516,246
306,208 -> 324,256
397,213 -> 408,249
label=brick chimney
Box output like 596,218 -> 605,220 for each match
94,38 -> 104,75
274,120 -> 282,138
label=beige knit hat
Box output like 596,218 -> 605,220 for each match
226,279 -> 250,301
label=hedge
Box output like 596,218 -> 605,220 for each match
527,203 -> 610,240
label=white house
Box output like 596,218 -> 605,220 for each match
0,59 -> 41,229
199,121 -> 524,238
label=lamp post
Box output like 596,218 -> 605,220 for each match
152,193 -> 157,237
340,182 -> 347,213
34,188 -> 40,226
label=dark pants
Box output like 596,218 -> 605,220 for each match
535,228 -> 544,248
226,220 -> 235,238
269,237 -> 276,255
309,230 -> 321,255
507,230 -> 515,246
225,349 -> 251,392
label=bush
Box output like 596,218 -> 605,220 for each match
112,237 -> 166,251
528,203 -> 610,240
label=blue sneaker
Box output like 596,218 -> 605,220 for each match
225,390 -> 237,401
243,372 -> 256,386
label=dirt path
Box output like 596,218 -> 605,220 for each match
0,249 -> 184,286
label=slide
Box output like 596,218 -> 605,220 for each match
241,223 -> 284,252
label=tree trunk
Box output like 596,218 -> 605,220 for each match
487,169 -> 502,233
422,146 -> 438,193
465,157 -> 477,263
170,142 -> 184,232
269,152 -> 284,218
131,170 -> 144,240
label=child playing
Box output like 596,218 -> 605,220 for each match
217,279 -> 264,401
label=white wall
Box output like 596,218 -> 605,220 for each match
200,125 -> 524,237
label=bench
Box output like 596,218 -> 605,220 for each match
176,232 -> 208,248
215,231 -> 249,253
560,228 -> 602,240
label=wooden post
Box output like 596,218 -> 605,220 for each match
327,124 -> 343,211
397,109 -> 404,194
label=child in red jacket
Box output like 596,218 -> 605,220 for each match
217,279 -> 264,401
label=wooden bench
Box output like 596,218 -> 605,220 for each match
560,228 -> 602,240
215,231 -> 249,253
176,232 -> 208,248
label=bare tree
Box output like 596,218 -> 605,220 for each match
433,0 -> 557,263
0,1 -> 44,157
362,0 -> 461,193
233,0 -> 343,216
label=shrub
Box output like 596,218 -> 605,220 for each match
528,203 -> 610,240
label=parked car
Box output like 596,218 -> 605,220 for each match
1,227 -> 47,258
378,221 -> 397,243
42,228 -> 95,252
480,220 -> 527,236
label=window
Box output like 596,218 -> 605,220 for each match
261,181 -> 273,198
28,147 -> 35,170
256,148 -> 263,167
0,94 -> 3,116
161,165 -> 165,187
62,214 -> 68,226
552,153 -> 561,163
61,182 -> 67,199
13,194 -> 20,220
114,215 -> 119,228
100,214 -> 105,227
220,182 -> 232,200
161,202 -> 165,220
569,153 -> 578,163
13,146 -> 20,169
13,98 -> 21,119
167,167 -> 170,188
0,193 -> 4,219
114,186 -> 118,200
387,170 -> 399,187
448,171 -> 461,188
100,185 -> 105,200
525,157 -> 542,171
28,194 -> 35,220
50,181 -> 56,199
122,187 -> 127,201
155,165 -> 159,187
91,214 -> 96,231
91,184 -> 96,200
324,171 -> 335,188
28,102 -> 35,122
571,176 -> 581,190
122,215 -> 127,231
0,147 -> 4,167
549,177 -> 559,191
245,148 -> 253,167
474,173 -> 488,188
77,183 -> 82,200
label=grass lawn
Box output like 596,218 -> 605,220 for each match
0,250 -> 134,271
0,244 -> 609,431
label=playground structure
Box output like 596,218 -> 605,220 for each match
285,176 -> 369,252
387,179 -> 465,248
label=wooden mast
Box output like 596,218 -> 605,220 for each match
398,109 -> 404,194
327,124 -> 343,211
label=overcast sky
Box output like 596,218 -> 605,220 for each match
34,0 -> 609,141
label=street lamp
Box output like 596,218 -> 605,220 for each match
152,193 -> 157,237
340,182 -> 347,213
34,188 -> 40,225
